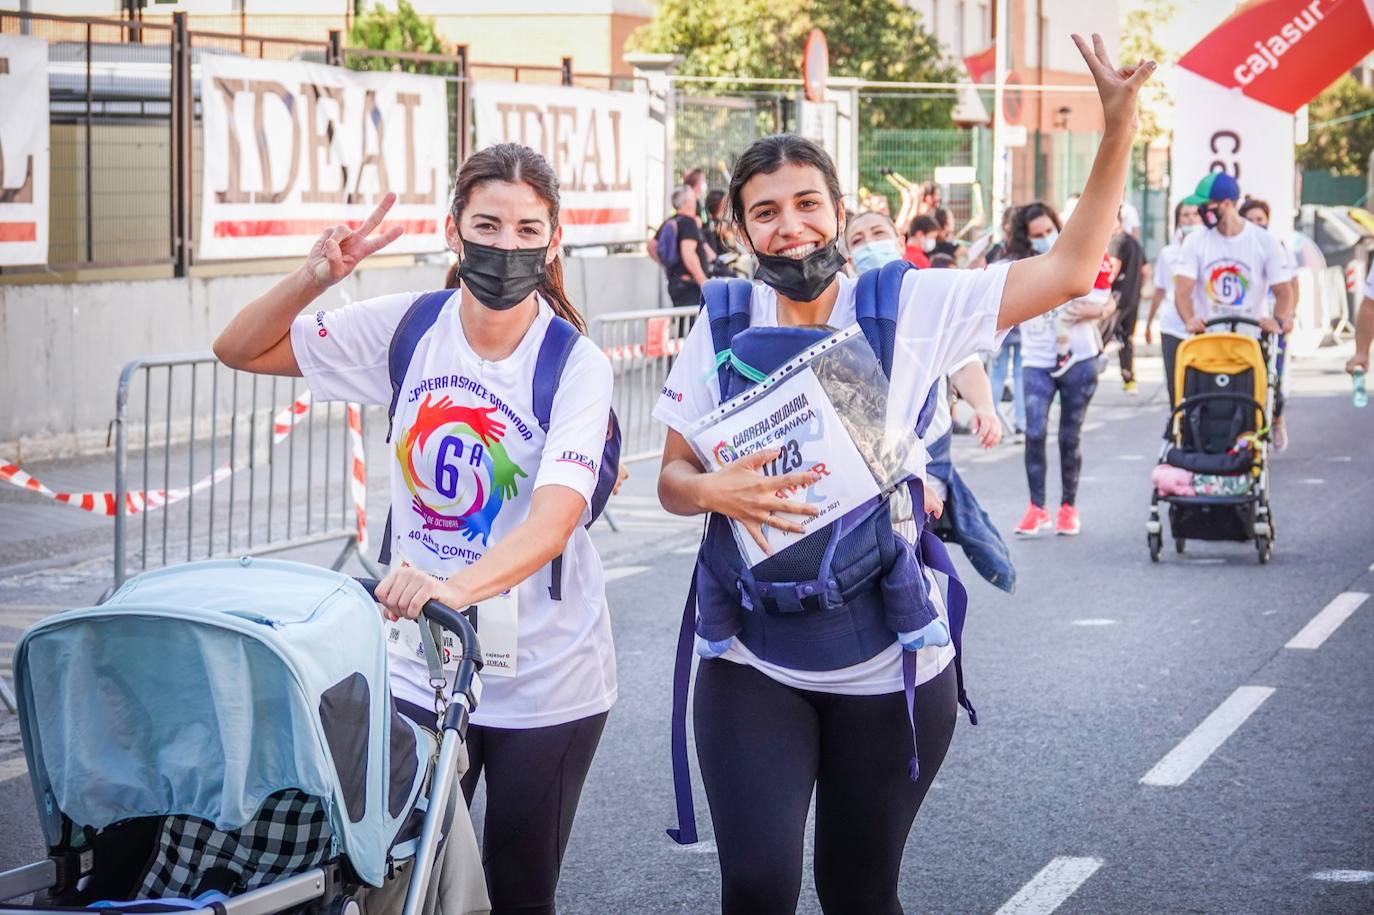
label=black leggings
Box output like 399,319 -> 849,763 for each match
694,659 -> 958,915
1023,360 -> 1099,507
456,712 -> 608,915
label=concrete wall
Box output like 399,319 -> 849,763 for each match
0,254 -> 667,459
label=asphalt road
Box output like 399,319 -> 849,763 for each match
2,346 -> 1371,914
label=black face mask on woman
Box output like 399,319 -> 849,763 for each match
750,237 -> 848,303
457,238 -> 549,310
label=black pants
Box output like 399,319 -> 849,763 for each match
1023,360 -> 1099,507
1113,300 -> 1140,382
667,275 -> 701,307
456,712 -> 608,915
694,659 -> 958,915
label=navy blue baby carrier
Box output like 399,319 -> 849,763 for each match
667,260 -> 977,845
376,290 -> 621,601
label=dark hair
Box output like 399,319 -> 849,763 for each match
919,181 -> 940,202
449,142 -> 585,333
444,260 -> 460,289
728,134 -> 843,230
1005,201 -> 1062,261
1239,198 -> 1270,220
705,188 -> 728,220
683,167 -> 706,187
929,252 -> 957,269
933,206 -> 952,230
909,214 -> 939,236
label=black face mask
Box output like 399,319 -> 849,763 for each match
457,238 -> 548,311
751,237 -> 847,302
1199,204 -> 1221,229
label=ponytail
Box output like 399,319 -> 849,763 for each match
539,256 -> 586,334
444,260 -> 460,290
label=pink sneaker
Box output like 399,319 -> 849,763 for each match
1056,503 -> 1081,536
1015,503 -> 1053,536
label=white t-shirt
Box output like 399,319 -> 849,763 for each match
1020,252 -> 1111,370
1174,221 -> 1291,334
653,264 -> 1009,694
1152,242 -> 1188,340
1365,269 -> 1374,301
290,290 -> 617,728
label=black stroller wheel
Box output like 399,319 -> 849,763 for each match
1148,531 -> 1163,562
1256,536 -> 1272,564
1174,538 -> 1186,554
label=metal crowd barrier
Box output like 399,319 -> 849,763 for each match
111,352 -> 378,590
590,306 -> 699,463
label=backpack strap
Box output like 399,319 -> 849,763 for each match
532,315 -> 581,434
702,277 -> 755,397
666,569 -> 700,845
378,290 -> 453,566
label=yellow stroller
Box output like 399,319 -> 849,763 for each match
1146,316 -> 1275,563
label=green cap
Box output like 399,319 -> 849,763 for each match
1182,172 -> 1240,206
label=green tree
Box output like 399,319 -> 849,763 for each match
1300,75 -> 1374,176
628,0 -> 958,129
1120,0 -> 1177,143
347,0 -> 447,73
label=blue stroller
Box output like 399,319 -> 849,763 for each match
0,558 -> 484,915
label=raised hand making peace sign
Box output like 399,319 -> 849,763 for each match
1071,32 -> 1156,135
306,191 -> 407,288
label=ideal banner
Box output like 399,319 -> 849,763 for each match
199,55 -> 449,261
1171,0 -> 1374,236
0,35 -> 50,266
471,82 -> 648,246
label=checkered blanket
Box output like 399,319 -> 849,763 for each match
136,790 -> 333,899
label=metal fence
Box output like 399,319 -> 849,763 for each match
111,352 -> 377,589
590,306 -> 699,462
675,92 -> 791,190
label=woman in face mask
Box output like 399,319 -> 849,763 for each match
654,33 -> 1153,913
1145,201 -> 1201,404
1005,201 -> 1115,538
213,143 -> 617,915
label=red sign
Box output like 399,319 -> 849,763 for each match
802,29 -> 829,102
645,317 -> 670,358
1178,0 -> 1374,113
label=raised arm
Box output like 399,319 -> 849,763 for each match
212,193 -> 404,375
998,35 -> 1154,330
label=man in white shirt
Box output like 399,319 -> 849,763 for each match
1173,171 -> 1295,448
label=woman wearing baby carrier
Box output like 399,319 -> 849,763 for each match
213,143 -> 618,915
653,36 -> 1151,914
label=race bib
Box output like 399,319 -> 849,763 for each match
388,587 -> 519,679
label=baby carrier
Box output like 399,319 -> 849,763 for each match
0,558 -> 485,915
1146,316 -> 1275,563
668,260 -> 977,845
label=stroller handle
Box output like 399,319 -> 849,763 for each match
354,578 -> 483,668
1203,315 -> 1264,332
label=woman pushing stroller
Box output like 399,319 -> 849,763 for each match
653,34 -> 1151,914
215,143 -> 617,915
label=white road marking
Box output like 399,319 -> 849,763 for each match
1140,686 -> 1275,787
1115,454 -> 1145,461
993,856 -> 1104,915
1184,558 -> 1226,565
1327,455 -> 1353,463
673,545 -> 699,555
0,754 -> 28,785
1311,870 -> 1374,883
1285,592 -> 1369,651
604,566 -> 650,584
1298,478 -> 1326,485
1070,619 -> 1117,626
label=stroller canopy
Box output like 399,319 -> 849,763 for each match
14,558 -> 430,888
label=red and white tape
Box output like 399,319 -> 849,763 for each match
2,395 -> 368,540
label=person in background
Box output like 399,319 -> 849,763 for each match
1108,208 -> 1146,392
704,188 -> 744,278
929,252 -> 958,269
904,214 -> 939,268
658,185 -> 708,307
683,167 -> 709,224
917,180 -> 942,217
987,205 -> 1026,439
931,207 -> 959,260
1145,201 -> 1201,404
1239,197 -> 1299,443
1173,173 -> 1294,449
1118,197 -> 1141,240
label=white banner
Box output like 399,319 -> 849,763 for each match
471,82 -> 647,246
1170,69 -> 1297,237
0,36 -> 50,266
199,56 -> 449,261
